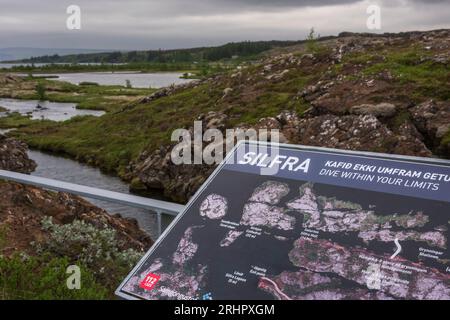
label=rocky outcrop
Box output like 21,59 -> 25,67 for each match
410,100 -> 450,156
128,107 -> 433,203
290,114 -> 432,157
129,143 -> 215,203
127,111 -> 229,202
0,134 -> 36,173
139,81 -> 200,104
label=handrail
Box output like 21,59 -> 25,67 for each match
0,169 -> 184,236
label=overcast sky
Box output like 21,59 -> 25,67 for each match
0,0 -> 449,50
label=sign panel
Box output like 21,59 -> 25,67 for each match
116,141 -> 450,300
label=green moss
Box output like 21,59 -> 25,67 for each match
0,106 -> 7,112
442,130 -> 450,146
0,254 -> 109,300
0,225 -> 8,250
390,109 -> 411,130
130,177 -> 146,191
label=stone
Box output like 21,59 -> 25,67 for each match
410,100 -> 450,147
436,125 -> 450,139
0,134 -> 36,173
350,103 -> 397,117
222,87 -> 233,98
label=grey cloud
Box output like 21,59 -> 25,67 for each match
0,0 -> 448,50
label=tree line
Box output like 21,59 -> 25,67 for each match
17,40 -> 302,64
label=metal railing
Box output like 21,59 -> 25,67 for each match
0,169 -> 184,237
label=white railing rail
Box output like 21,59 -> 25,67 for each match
0,169 -> 184,237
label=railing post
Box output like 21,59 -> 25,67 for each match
156,211 -> 162,238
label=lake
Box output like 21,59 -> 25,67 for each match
0,98 -> 104,121
28,149 -> 159,238
38,72 -> 192,88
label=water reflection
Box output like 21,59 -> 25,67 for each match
0,98 -> 104,121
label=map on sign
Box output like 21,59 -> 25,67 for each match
116,141 -> 450,300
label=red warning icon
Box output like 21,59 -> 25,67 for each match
139,273 -> 160,291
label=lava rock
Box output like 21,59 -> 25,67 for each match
350,103 -> 397,118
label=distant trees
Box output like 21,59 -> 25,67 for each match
16,40 -> 303,65
203,41 -> 276,61
127,51 -> 138,62
107,51 -> 123,63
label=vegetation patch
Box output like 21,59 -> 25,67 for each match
0,254 -> 108,299
389,109 -> 412,130
361,48 -> 450,101
36,217 -> 143,291
0,113 -> 46,129
0,216 -> 145,299
443,130 -> 450,146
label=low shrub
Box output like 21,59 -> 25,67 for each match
36,217 -> 143,290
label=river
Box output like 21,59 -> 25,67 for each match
0,98 -> 104,121
28,150 -> 158,238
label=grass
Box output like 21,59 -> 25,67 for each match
0,254 -> 109,300
10,83 -> 218,173
37,79 -> 156,112
359,47 -> 450,101
0,77 -> 156,112
0,216 -> 145,299
0,112 -> 47,129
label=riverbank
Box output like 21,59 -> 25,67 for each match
28,149 -> 160,237
0,135 -> 153,299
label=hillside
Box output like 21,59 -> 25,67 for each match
3,29 -> 450,203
